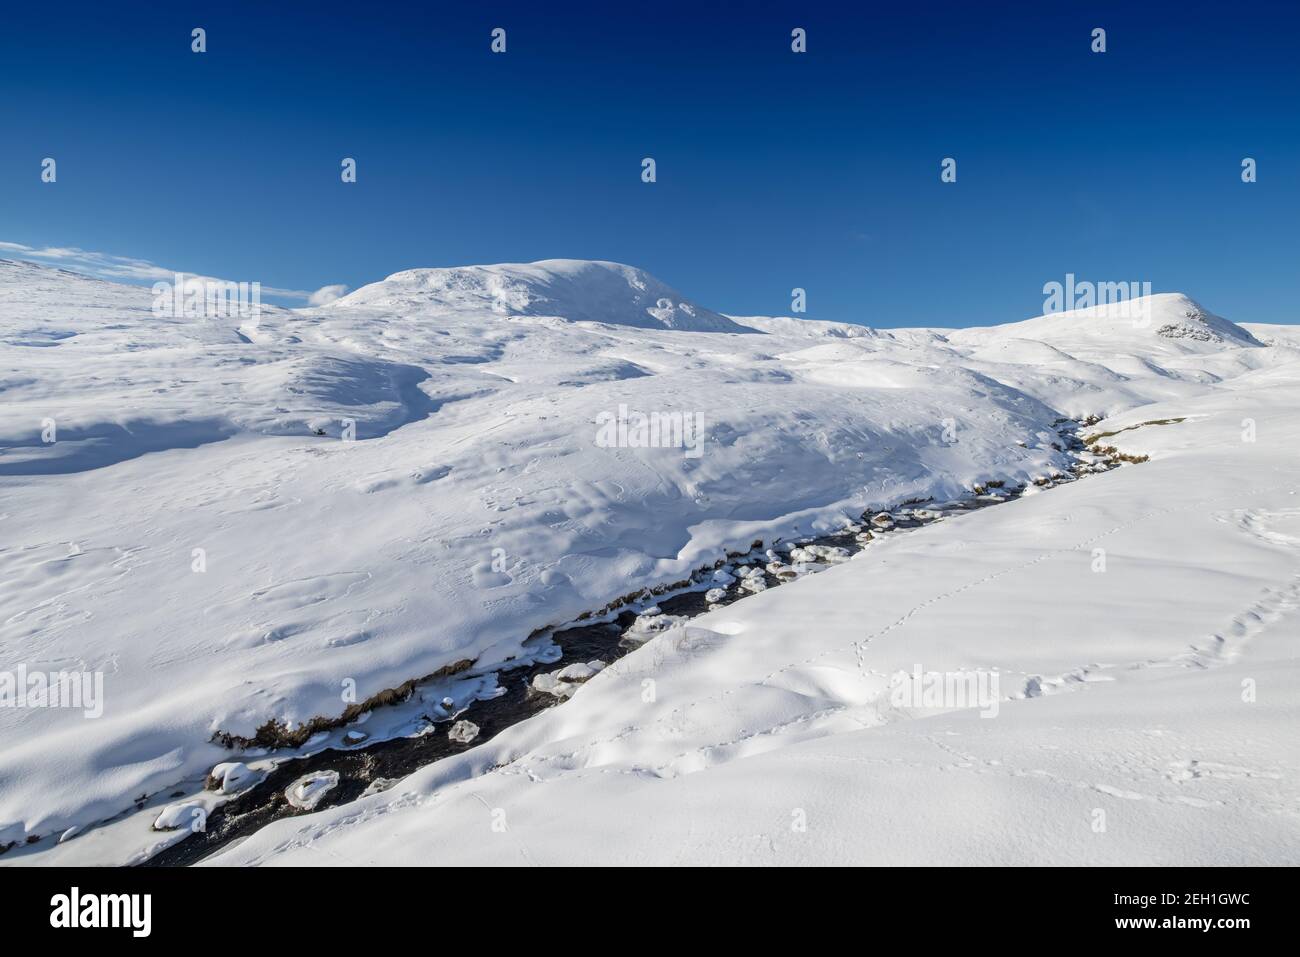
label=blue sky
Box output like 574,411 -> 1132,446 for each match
2,1 -> 1297,326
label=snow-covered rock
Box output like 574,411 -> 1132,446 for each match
530,660 -> 607,699
152,801 -> 207,832
207,762 -> 257,795
787,544 -> 850,565
360,778 -> 399,797
283,771 -> 339,811
621,612 -> 687,648
447,720 -> 480,745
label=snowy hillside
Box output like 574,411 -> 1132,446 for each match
214,376 -> 1300,866
929,294 -> 1288,419
208,342 -> 1300,867
2,258 -> 1298,866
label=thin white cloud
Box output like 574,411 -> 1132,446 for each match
0,240 -> 338,303
308,283 -> 349,306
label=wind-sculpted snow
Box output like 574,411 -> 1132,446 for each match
2,257 -> 1297,864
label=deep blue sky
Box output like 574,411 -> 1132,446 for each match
2,1 -> 1297,326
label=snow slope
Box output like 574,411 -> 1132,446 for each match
2,258 -> 1297,864
208,372 -> 1300,867
0,258 -> 1061,855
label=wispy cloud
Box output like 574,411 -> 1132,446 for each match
0,240 -> 347,305
308,284 -> 349,306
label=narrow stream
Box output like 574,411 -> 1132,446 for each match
146,423 -> 1107,866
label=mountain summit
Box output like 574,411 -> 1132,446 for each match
329,259 -> 749,333
949,293 -> 1262,354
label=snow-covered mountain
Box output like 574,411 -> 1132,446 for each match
947,292 -> 1263,354
2,257 -> 1298,866
926,294 -> 1281,418
331,259 -> 749,332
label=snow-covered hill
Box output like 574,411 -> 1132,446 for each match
2,258 -> 1298,865
946,293 -> 1263,354
927,294 -> 1289,418
331,259 -> 749,332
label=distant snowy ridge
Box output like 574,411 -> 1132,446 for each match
330,259 -> 750,333
945,292 -> 1263,354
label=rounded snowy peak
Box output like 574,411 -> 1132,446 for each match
949,293 -> 1262,354
330,259 -> 749,332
